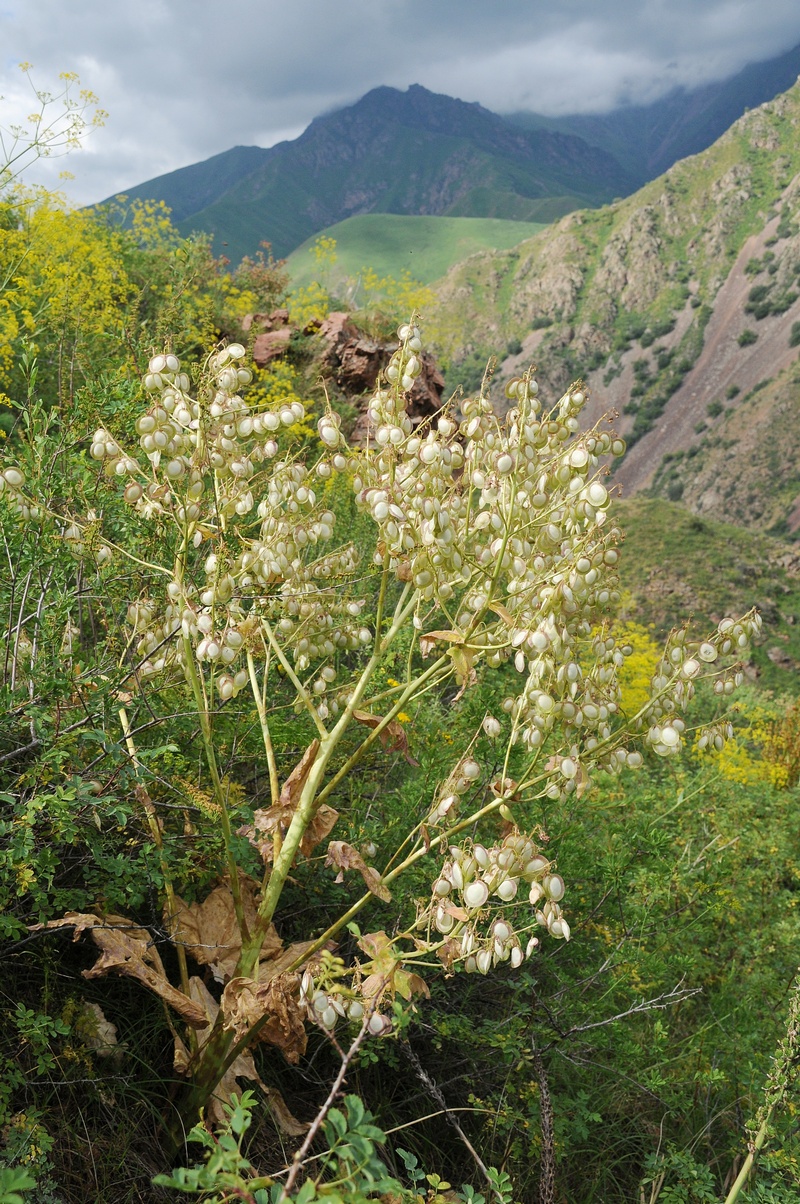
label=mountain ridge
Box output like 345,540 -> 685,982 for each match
506,42 -> 800,184
100,85 -> 636,260
426,80 -> 800,536
102,42 -> 800,263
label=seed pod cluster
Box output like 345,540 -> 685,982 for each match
637,615 -> 761,757
299,951 -> 392,1037
427,829 -> 569,974
0,464 -> 39,520
70,327 -> 760,773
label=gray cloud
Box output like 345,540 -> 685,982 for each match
2,0 -> 800,205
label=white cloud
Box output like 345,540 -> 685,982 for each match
2,0 -> 800,204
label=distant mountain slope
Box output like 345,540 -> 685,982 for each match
427,80 -> 800,536
111,144 -> 272,223
507,42 -> 800,184
102,85 -> 635,261
286,213 -> 546,291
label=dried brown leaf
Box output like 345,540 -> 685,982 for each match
419,634 -> 437,659
353,710 -> 418,766
222,973 -> 307,1064
167,877 -> 281,984
325,841 -> 391,902
394,968 -> 430,1001
239,801 -> 339,863
76,1003 -> 119,1057
32,913 -> 208,1028
280,740 -> 320,808
436,939 -> 461,971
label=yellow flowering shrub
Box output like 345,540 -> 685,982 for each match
288,280 -> 331,330
615,620 -> 663,719
697,695 -> 787,786
0,188 -> 132,404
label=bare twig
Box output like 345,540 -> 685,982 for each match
402,1041 -> 494,1190
279,1015 -> 372,1201
539,980 -> 701,1051
532,1041 -> 555,1204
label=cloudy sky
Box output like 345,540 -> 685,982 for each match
3,0 -> 800,206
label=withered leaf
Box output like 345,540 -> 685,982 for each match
417,631 -> 476,691
239,801 -> 338,863
76,1002 -> 120,1057
357,930 -> 429,1003
394,968 -> 430,1001
300,803 -> 339,856
166,876 -> 281,984
325,841 -> 392,903
357,930 -> 395,968
419,634 -> 437,659
436,939 -> 461,972
424,629 -> 468,644
353,710 -> 419,767
280,739 -> 320,807
173,978 -> 308,1132
448,646 -> 476,691
489,602 -> 514,626
221,973 -> 307,1064
32,913 -> 208,1028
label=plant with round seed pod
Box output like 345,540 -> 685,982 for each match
3,318 -> 760,1138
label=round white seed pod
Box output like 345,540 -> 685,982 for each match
463,880 -> 489,910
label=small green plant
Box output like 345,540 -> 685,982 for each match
738,329 -> 758,347
156,1089 -> 512,1203
0,1167 -> 36,1204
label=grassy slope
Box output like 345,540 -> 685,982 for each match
285,214 -> 547,290
617,498 -> 800,692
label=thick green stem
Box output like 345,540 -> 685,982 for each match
180,561 -> 406,1118
723,1108 -> 774,1204
119,707 -> 192,1008
182,633 -> 248,938
247,650 -> 280,809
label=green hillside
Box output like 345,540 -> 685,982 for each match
286,213 -> 547,291
618,498 -> 800,691
106,85 -> 632,262
428,78 -> 800,528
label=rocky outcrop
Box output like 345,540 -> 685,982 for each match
242,307 -> 446,434
252,328 -> 292,367
316,312 -> 445,438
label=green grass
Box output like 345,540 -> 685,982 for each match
617,497 -> 800,691
286,213 -> 547,291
